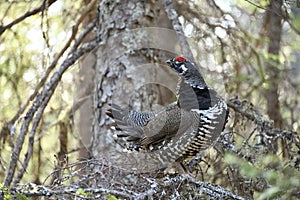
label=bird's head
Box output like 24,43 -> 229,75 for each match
165,56 -> 190,75
165,55 -> 207,89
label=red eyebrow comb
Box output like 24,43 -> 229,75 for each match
175,56 -> 186,62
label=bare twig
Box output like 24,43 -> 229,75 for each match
0,0 -> 57,36
8,159 -> 248,199
0,1 -> 97,143
244,0 -> 269,11
226,99 -> 256,122
161,0 -> 194,60
10,14 -> 97,185
177,175 -> 247,200
4,38 -> 98,187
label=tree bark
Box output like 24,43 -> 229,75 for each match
91,0 -> 180,171
76,0 -> 97,160
265,0 -> 283,129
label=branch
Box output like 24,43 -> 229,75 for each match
7,159 -> 248,200
9,177 -> 247,199
226,98 -> 297,140
177,175 -> 247,200
3,12 -> 96,185
2,9 -> 97,184
3,38 -> 99,187
10,183 -> 133,199
243,0 -> 268,10
0,0 -> 57,36
161,0 -> 194,60
0,2 -> 97,141
226,99 -> 256,122
243,0 -> 283,17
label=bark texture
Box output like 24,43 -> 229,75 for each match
265,0 -> 283,128
91,0 -> 180,171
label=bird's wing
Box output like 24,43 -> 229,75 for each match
106,104 -> 155,139
140,104 -> 195,148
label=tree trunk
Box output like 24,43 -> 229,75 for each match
91,0 -> 180,171
77,0 -> 97,160
265,0 -> 283,129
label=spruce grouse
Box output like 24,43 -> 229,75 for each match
106,56 -> 229,163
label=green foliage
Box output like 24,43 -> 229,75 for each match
0,183 -> 11,200
76,188 -> 86,195
0,0 -> 84,184
76,189 -> 92,197
233,0 -> 269,12
293,15 -> 300,31
225,153 -> 300,199
225,153 -> 261,178
107,194 -> 118,200
15,193 -> 28,200
0,184 -> 28,200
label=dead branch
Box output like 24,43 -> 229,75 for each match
0,7 -> 97,143
4,38 -> 99,187
6,159 -> 248,200
0,0 -> 57,36
161,0 -> 194,60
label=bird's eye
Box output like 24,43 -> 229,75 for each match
175,56 -> 186,62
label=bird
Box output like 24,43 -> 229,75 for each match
106,55 -> 229,164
